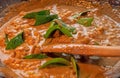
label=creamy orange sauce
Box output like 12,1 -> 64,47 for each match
0,0 -> 120,78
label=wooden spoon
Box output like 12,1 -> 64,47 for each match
41,44 -> 120,57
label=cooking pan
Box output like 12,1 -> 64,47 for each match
0,0 -> 120,78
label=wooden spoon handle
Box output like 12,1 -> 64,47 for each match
41,44 -> 120,57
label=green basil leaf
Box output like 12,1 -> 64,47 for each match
5,34 -> 9,44
44,22 -> 59,38
59,26 -> 73,37
23,54 -> 48,59
71,57 -> 80,78
34,14 -> 58,26
44,20 -> 74,39
23,10 -> 58,26
23,10 -> 50,19
54,19 -> 73,31
73,10 -> 90,19
77,17 -> 94,27
6,32 -> 24,50
64,26 -> 77,34
54,19 -> 74,36
40,58 -> 70,68
68,26 -> 76,33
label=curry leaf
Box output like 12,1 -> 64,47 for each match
77,17 -> 94,27
40,58 -> 70,68
34,14 -> 58,26
6,32 -> 24,50
71,57 -> 80,78
23,54 -> 48,59
23,10 -> 50,19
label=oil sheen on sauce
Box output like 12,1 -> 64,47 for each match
0,3 -> 120,78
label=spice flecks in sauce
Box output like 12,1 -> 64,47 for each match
0,1 -> 119,77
